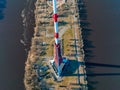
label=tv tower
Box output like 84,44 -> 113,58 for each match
52,0 -> 63,77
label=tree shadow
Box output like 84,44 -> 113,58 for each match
59,21 -> 68,26
69,44 -> 80,48
77,0 -> 95,61
0,0 -> 6,20
80,21 -> 90,28
77,0 -> 96,89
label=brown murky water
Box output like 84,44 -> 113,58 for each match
0,0 -> 26,90
84,0 -> 120,90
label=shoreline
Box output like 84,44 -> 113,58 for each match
21,0 -> 36,50
24,0 -> 88,90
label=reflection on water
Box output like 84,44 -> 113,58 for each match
0,0 -> 6,20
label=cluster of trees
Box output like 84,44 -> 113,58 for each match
24,53 -> 40,90
24,34 -> 47,90
24,51 -> 50,90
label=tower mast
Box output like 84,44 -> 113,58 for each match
52,0 -> 62,77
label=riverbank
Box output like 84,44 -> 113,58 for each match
24,0 -> 88,90
21,0 -> 36,50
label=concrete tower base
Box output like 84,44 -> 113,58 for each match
50,57 -> 69,77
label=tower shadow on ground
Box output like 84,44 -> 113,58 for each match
62,59 -> 80,76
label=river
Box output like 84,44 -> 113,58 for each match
0,0 -> 26,90
1,0 -> 120,90
84,0 -> 120,90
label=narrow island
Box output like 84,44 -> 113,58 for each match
24,0 -> 88,90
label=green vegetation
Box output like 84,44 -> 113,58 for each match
46,37 -> 54,56
62,28 -> 74,56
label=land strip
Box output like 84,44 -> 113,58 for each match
24,0 -> 88,90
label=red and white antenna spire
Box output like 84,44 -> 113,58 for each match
52,0 -> 62,77
53,0 -> 59,45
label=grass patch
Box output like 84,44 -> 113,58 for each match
47,27 -> 54,34
62,28 -> 74,56
46,37 -> 54,56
